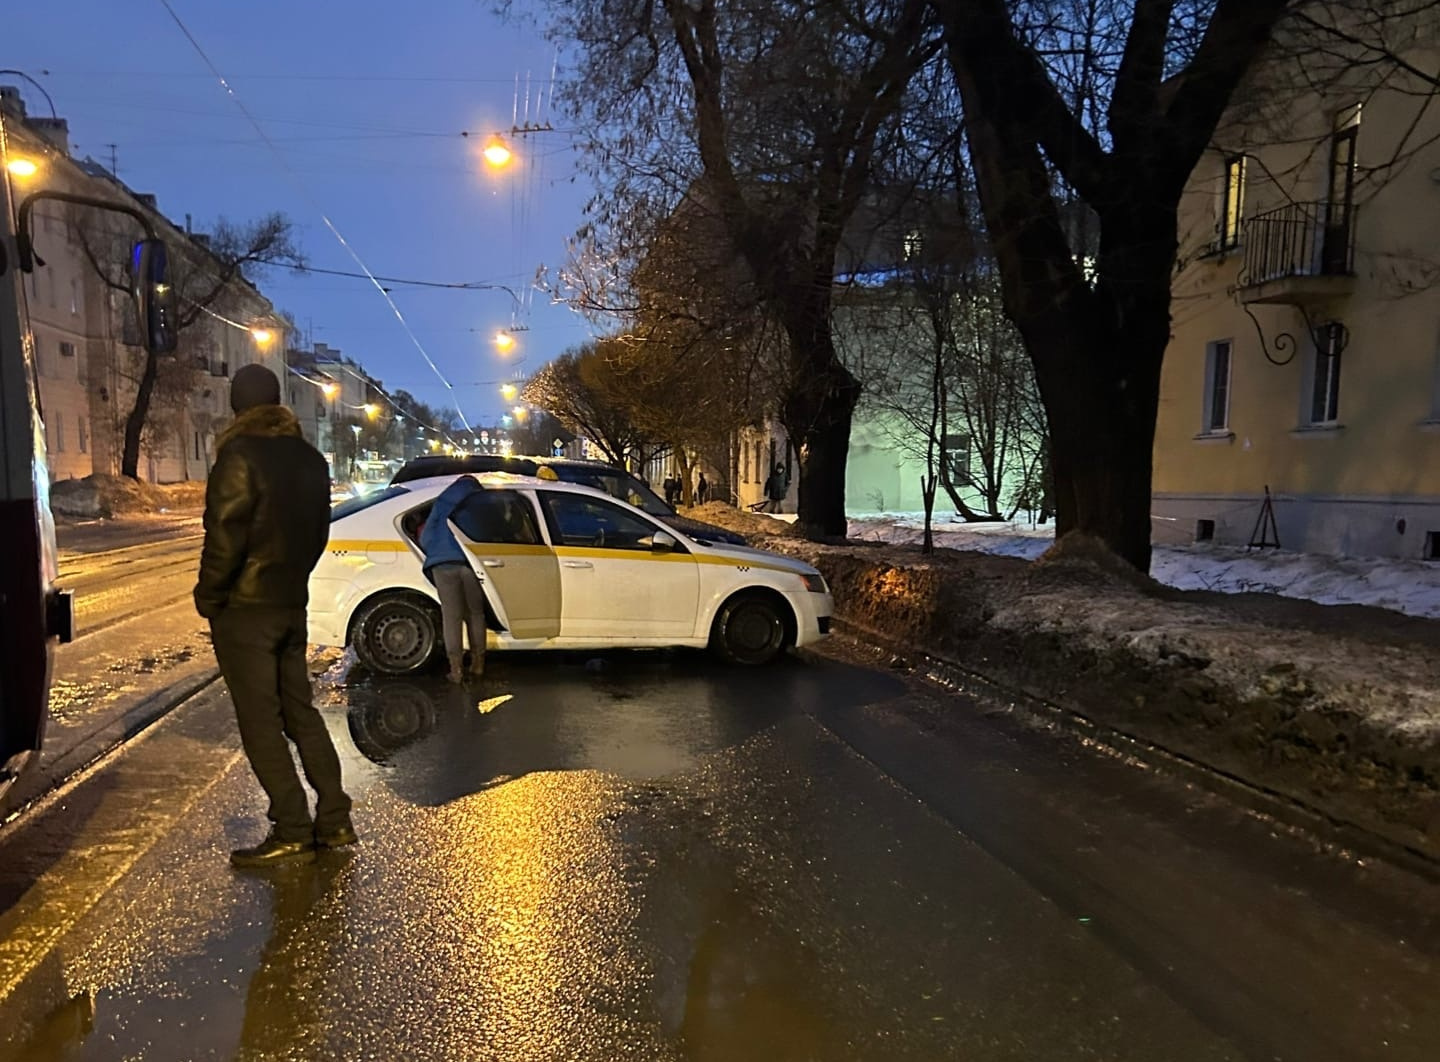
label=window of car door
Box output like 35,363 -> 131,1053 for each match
536,490 -> 698,634
451,488 -> 544,547
537,492 -> 682,553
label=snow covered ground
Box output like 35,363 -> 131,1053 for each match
844,512 -> 1440,620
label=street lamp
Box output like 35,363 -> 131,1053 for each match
249,325 -> 275,346
5,157 -> 38,179
500,383 -> 517,400
482,136 -> 513,168
512,405 -> 528,421
494,330 -> 516,354
364,403 -> 381,419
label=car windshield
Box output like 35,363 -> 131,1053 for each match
332,484 -> 409,522
559,468 -> 672,516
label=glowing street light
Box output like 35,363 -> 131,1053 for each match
482,136 -> 513,168
512,405 -> 528,421
321,382 -> 339,398
500,383 -> 518,400
249,326 -> 275,346
364,403 -> 381,419
494,330 -> 516,354
5,157 -> 39,178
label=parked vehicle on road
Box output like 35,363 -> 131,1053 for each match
390,453 -> 748,546
312,473 -> 832,675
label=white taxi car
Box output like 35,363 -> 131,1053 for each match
310,474 -> 832,674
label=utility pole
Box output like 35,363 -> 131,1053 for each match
103,144 -> 118,177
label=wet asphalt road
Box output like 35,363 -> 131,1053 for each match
2,639 -> 1439,1060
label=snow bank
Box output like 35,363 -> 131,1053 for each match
51,476 -> 207,519
848,514 -> 1440,621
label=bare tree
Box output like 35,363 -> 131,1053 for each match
75,211 -> 303,479
540,0 -> 942,538
932,0 -> 1440,569
523,341 -> 649,465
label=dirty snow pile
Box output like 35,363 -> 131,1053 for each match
846,513 -> 1440,621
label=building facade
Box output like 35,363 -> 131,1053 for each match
3,86 -> 288,486
1155,41 -> 1440,559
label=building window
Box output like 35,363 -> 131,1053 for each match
943,433 -> 972,486
903,229 -> 924,261
1426,531 -> 1440,561
1309,324 -> 1344,425
1431,326 -> 1440,421
70,277 -> 80,316
59,340 -> 76,358
1219,156 -> 1246,250
1196,519 -> 1216,542
1204,340 -> 1232,431
195,432 -> 203,460
78,417 -> 88,454
55,414 -> 65,453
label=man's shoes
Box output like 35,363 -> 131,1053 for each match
230,833 -> 316,868
315,823 -> 359,850
469,653 -> 485,679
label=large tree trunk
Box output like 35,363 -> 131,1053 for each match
1035,328 -> 1164,572
780,300 -> 859,539
119,349 -> 159,480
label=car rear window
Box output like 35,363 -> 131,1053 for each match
553,467 -> 672,516
332,484 -> 410,522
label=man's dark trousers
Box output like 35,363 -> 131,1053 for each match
211,606 -> 351,843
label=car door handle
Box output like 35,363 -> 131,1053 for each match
481,559 -> 505,569
563,560 -> 593,569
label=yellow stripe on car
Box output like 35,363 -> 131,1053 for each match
327,539 -> 412,554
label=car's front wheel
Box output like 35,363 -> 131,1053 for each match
352,594 -> 440,675
709,592 -> 790,666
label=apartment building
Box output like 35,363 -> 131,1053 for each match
1155,38 -> 1440,559
3,86 -> 286,485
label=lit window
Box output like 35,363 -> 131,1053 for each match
1219,156 -> 1246,250
903,229 -> 924,261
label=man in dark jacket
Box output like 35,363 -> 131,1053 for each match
418,475 -> 488,683
196,364 -> 354,868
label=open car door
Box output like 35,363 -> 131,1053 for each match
447,488 -> 561,640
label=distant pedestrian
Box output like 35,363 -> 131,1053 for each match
420,475 -> 489,684
195,364 -> 355,869
663,474 -> 678,507
762,462 -> 789,514
696,473 -> 709,505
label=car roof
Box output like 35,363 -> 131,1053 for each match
392,452 -> 644,480
389,472 -> 651,503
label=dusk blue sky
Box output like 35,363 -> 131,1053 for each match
8,0 -> 595,428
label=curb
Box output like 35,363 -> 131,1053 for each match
2,667 -> 221,827
828,616 -> 1440,883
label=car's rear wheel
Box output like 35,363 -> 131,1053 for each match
710,592 -> 789,666
352,594 -> 440,675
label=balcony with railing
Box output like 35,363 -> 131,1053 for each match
1238,201 -> 1357,304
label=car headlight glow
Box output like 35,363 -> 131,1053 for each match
801,572 -> 828,594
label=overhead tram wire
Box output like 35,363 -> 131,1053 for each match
157,0 -> 474,434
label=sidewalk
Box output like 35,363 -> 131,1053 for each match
688,503 -> 1440,868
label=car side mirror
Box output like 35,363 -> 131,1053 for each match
131,238 -> 179,355
652,530 -> 678,553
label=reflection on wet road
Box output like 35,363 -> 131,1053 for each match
2,644 -> 1439,1060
